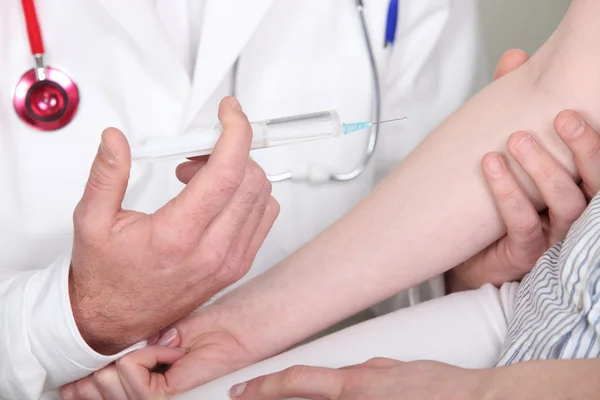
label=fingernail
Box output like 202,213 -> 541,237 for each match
228,97 -> 242,110
147,332 -> 160,346
517,135 -> 536,155
562,112 -> 584,138
486,157 -> 504,177
174,348 -> 190,354
99,135 -> 116,164
158,328 -> 178,347
230,382 -> 247,397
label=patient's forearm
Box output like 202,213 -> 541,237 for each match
212,0 -> 600,359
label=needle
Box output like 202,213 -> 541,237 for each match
372,116 -> 407,125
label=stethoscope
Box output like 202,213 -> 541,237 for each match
14,0 -> 80,131
13,0 -> 399,183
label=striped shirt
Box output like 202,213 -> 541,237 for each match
497,192 -> 600,365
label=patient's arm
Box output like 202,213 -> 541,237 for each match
202,0 -> 600,361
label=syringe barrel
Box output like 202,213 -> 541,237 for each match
260,110 -> 342,143
131,110 -> 342,161
216,110 -> 342,147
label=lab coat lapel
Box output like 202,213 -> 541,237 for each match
92,0 -> 190,99
183,0 -> 277,127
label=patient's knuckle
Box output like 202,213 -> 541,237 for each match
557,195 -> 587,223
59,385 -> 75,400
498,183 -> 522,203
282,366 -> 311,387
364,357 -> 388,366
74,379 -> 97,399
547,180 -> 587,222
115,356 -> 134,372
584,135 -> 600,160
513,214 -> 541,238
93,367 -> 118,387
583,182 -> 600,201
537,161 -> 559,181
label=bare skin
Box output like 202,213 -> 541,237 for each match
62,0 -> 600,397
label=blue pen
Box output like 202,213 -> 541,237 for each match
385,0 -> 399,47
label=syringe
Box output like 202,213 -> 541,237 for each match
131,110 -> 406,162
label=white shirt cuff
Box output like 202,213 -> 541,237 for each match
27,252 -> 145,390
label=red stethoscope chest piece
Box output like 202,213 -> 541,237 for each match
14,0 -> 79,131
14,66 -> 79,131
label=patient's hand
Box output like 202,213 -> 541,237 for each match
448,109 -> 600,292
59,328 -> 188,399
59,312 -> 254,399
228,358 -> 488,400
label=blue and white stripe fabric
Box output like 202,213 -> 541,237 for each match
497,192 -> 600,366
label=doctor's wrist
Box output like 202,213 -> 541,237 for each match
68,269 -> 148,355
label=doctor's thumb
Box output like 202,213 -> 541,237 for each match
77,128 -> 131,230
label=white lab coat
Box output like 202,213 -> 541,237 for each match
0,0 -> 485,398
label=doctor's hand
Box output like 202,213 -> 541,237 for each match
447,109 -> 600,292
227,358 -> 487,400
69,96 -> 279,355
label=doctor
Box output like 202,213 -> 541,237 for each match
0,0 -> 483,398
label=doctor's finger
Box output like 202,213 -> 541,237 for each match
220,180 -> 272,280
242,196 -> 280,270
159,97 -> 252,231
555,110 -> 600,200
206,96 -> 253,174
75,128 -> 132,238
493,49 -> 529,80
231,366 -> 344,400
198,159 -> 266,269
176,159 -> 209,184
482,153 -> 546,269
508,132 -> 587,245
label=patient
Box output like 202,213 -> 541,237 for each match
60,0 -> 600,398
